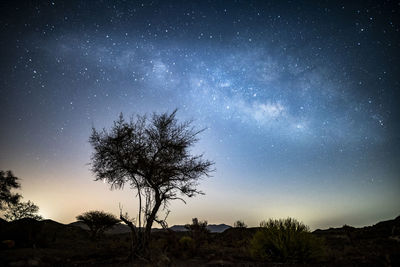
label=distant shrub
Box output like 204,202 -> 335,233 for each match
250,218 -> 322,263
185,218 -> 209,233
185,218 -> 209,242
179,236 -> 194,249
184,218 -> 209,253
234,220 -> 247,228
76,210 -> 120,239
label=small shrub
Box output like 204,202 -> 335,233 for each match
183,218 -> 209,256
185,218 -> 209,233
185,218 -> 209,246
234,220 -> 247,228
76,210 -> 120,239
179,236 -> 194,249
250,217 -> 322,263
177,236 -> 195,258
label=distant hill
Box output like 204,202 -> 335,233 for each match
311,216 -> 400,265
207,224 -> 232,233
0,218 -> 89,248
69,221 -> 131,234
169,223 -> 232,233
70,221 -> 232,233
313,215 -> 400,237
67,215 -> 400,236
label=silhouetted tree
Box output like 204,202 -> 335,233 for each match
76,210 -> 120,239
89,110 -> 213,257
234,220 -> 247,228
0,170 -> 21,210
4,200 -> 43,221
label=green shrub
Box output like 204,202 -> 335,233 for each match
250,218 -> 322,263
179,235 -> 194,249
179,235 -> 195,258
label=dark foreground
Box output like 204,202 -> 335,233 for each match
1,216 -> 399,266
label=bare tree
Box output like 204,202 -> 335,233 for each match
76,210 -> 120,239
89,110 -> 214,257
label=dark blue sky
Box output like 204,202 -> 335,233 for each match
0,0 -> 399,228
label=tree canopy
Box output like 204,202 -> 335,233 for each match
0,170 -> 21,210
76,210 -> 120,239
4,200 -> 43,221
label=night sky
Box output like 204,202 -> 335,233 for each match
1,0 -> 399,229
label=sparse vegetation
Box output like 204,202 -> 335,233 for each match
76,211 -> 120,239
1,215 -> 399,266
250,218 -> 322,263
179,235 -> 194,248
185,218 -> 210,253
185,218 -> 209,233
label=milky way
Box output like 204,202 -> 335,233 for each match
0,1 -> 399,227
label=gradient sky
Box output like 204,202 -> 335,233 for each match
0,0 -> 399,229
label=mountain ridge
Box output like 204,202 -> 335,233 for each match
69,221 -> 232,234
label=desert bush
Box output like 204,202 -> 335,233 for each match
151,230 -> 181,259
250,217 -> 322,263
185,218 -> 208,232
185,218 -> 209,244
183,218 -> 209,255
179,235 -> 194,249
234,220 -> 247,228
76,211 -> 120,239
174,236 -> 195,258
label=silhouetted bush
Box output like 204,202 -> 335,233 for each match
250,218 -> 322,263
185,218 -> 209,242
179,236 -> 194,250
184,218 -> 209,254
234,220 -> 247,228
76,211 -> 120,240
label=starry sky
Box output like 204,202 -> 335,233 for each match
0,0 -> 399,229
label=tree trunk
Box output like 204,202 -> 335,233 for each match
142,194 -> 162,256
